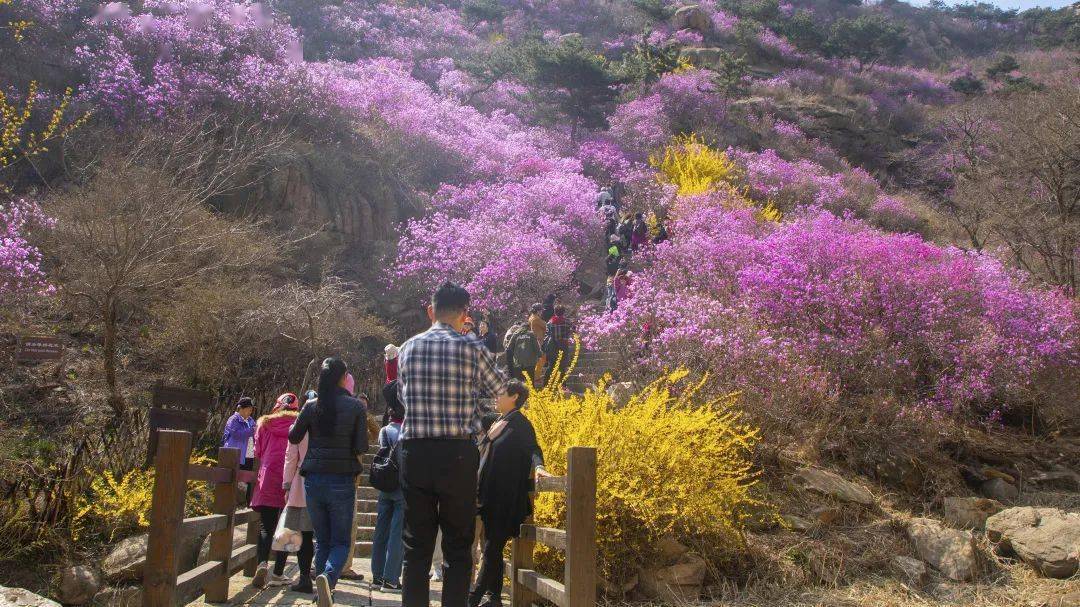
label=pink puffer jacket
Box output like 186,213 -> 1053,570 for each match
250,411 -> 297,509
283,431 -> 308,508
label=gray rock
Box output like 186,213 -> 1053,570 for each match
91,586 -> 141,607
981,477 -> 1019,502
906,517 -> 981,581
890,555 -> 928,587
656,533 -> 689,564
985,507 -> 1080,578
812,506 -> 843,525
0,587 -> 61,607
678,47 -> 724,67
782,515 -> 813,532
1057,591 -> 1080,607
671,5 -> 712,33
101,535 -> 147,583
605,382 -> 635,406
1031,469 -> 1080,491
638,553 -> 707,603
57,567 -> 100,605
795,468 -> 874,506
196,524 -> 249,565
943,497 -> 1004,530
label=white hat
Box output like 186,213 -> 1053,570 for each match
384,344 -> 399,360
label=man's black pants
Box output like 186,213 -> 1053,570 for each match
401,438 -> 479,607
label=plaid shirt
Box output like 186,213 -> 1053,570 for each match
546,318 -> 574,347
398,322 -> 509,440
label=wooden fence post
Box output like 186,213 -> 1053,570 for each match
510,515 -> 538,607
203,447 -> 240,602
144,430 -> 192,607
564,447 -> 597,607
243,456 -> 260,577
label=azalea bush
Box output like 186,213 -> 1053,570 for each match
583,198 -> 1079,419
0,198 -> 55,298
527,363 -> 766,584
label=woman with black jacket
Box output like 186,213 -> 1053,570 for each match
289,357 -> 368,606
470,381 -> 548,607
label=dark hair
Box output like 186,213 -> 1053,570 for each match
554,305 -> 566,316
432,281 -> 470,317
529,303 -> 542,315
314,357 -> 348,434
506,380 -> 529,409
236,397 -> 254,411
543,293 -> 556,306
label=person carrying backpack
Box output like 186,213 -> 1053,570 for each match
371,396 -> 406,590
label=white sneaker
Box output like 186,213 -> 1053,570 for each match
252,562 -> 268,588
267,572 -> 290,587
316,574 -> 333,607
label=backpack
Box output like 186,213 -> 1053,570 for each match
511,331 -> 541,371
369,427 -> 401,492
503,322 -> 528,351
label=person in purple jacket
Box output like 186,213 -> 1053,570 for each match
222,397 -> 257,465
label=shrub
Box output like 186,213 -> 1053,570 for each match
526,361 -> 767,585
650,134 -> 738,196
73,454 -> 215,541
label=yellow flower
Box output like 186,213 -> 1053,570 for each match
649,133 -> 738,196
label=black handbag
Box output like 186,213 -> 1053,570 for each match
369,438 -> 400,492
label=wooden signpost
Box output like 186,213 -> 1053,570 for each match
145,384 -> 215,466
16,335 -> 64,361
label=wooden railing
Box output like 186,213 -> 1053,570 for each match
509,446 -> 597,607
144,429 -> 261,606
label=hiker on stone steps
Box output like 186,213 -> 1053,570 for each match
371,397 -> 406,591
289,357 -> 369,607
280,403 -> 316,595
251,393 -> 301,589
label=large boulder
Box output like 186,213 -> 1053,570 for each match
906,518 -> 981,581
671,5 -> 712,33
795,468 -> 874,506
943,497 -> 1004,530
101,536 -> 147,584
985,507 -> 1080,578
91,586 -> 141,607
980,477 -> 1018,502
196,524 -> 249,565
0,587 -> 61,607
57,567 -> 100,606
655,533 -> 689,564
638,553 -> 707,603
678,47 -> 724,68
890,556 -> 928,587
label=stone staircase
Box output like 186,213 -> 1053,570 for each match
354,447 -> 380,557
563,348 -> 623,394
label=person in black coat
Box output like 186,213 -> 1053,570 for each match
288,357 -> 368,602
470,381 -> 548,607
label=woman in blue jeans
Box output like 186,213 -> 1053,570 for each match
371,398 -> 406,589
289,358 -> 369,607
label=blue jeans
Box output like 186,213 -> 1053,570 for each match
304,473 -> 356,588
371,490 -> 405,584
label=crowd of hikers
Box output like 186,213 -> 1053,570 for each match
596,185 -> 667,313
212,185 -> 652,606
219,282 -> 553,607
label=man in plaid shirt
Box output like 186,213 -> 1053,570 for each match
397,282 -> 513,607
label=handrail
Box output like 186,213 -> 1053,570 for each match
142,430 -> 261,606
509,446 -> 597,607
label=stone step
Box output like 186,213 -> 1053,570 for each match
355,541 -> 373,557
356,512 -> 378,526
357,486 -> 379,500
357,499 -> 378,513
356,526 -> 375,541
362,453 -> 375,466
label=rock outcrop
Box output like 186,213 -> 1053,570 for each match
671,5 -> 712,33
943,497 -> 1004,530
57,566 -> 100,605
638,553 -> 708,603
0,587 -> 61,607
906,518 -> 981,581
985,507 -> 1079,578
795,468 -> 874,506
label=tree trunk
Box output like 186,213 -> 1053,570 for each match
103,299 -> 125,414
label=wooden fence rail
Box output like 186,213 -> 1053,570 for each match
509,446 -> 597,607
144,430 -> 261,606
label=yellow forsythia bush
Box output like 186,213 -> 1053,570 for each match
526,364 -> 767,585
650,133 -> 738,196
73,454 -> 215,541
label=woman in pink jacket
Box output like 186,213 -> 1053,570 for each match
280,402 -> 315,594
251,393 -> 301,589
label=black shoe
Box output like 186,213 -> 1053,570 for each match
372,577 -> 385,587
382,581 -> 402,591
479,596 -> 503,607
469,590 -> 487,607
290,577 -> 313,594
